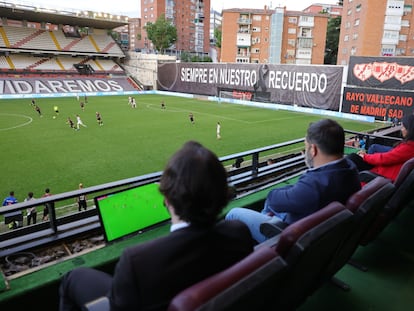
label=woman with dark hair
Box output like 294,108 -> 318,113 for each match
347,114 -> 414,181
59,141 -> 254,311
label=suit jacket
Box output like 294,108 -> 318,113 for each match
363,140 -> 414,181
264,157 -> 361,224
108,219 -> 254,311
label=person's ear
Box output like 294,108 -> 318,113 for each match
310,143 -> 318,157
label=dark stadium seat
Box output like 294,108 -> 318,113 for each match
167,246 -> 287,311
325,176 -> 395,291
257,201 -> 354,310
359,158 -> 414,245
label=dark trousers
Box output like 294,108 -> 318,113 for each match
27,212 -> 37,226
346,153 -> 374,172
59,267 -> 112,311
78,200 -> 87,211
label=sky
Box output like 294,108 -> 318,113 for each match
8,0 -> 340,17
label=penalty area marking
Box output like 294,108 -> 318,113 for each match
0,113 -> 33,131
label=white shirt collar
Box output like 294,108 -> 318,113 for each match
170,222 -> 190,232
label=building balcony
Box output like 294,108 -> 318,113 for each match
237,18 -> 252,24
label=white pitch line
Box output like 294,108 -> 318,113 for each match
0,113 -> 33,131
144,103 -> 309,124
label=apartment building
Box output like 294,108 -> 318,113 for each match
140,0 -> 210,53
337,0 -> 414,65
303,3 -> 343,16
221,7 -> 329,64
210,9 -> 222,45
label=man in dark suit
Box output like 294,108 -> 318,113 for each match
59,141 -> 254,311
226,119 -> 361,243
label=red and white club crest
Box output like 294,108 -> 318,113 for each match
394,65 -> 414,84
372,62 -> 398,82
353,63 -> 372,81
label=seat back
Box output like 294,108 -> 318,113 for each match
394,157 -> 414,188
272,201 -> 354,310
167,246 -> 287,311
361,163 -> 414,245
323,176 -> 395,278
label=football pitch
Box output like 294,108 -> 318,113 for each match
0,94 -> 380,202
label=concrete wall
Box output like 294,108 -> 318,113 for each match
123,52 -> 176,90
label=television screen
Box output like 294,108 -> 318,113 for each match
94,183 -> 170,243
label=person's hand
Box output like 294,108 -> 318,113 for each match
357,150 -> 366,157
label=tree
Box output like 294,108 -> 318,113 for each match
324,16 -> 341,65
144,14 -> 177,53
214,27 -> 222,48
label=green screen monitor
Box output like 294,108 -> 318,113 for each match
94,183 -> 171,243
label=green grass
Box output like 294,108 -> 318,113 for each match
0,94 -> 380,203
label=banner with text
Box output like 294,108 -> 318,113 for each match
341,86 -> 414,121
348,56 -> 414,90
0,77 -> 136,95
157,62 -> 343,111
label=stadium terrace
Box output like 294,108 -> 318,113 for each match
0,79 -> 127,94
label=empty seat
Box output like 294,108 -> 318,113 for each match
325,176 -> 395,290
258,201 -> 354,310
359,158 -> 414,245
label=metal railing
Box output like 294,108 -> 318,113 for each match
0,138 -> 307,258
0,127 -> 402,258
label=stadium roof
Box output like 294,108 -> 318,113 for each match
0,4 -> 129,29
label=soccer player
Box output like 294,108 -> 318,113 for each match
96,112 -> 103,126
76,114 -> 87,130
34,105 -> 42,117
67,117 -> 75,129
131,97 -> 137,108
216,122 -> 221,139
54,105 -> 59,117
189,112 -> 195,124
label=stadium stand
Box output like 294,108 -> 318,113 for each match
0,2 -> 140,93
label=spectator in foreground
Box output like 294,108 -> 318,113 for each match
59,141 -> 254,311
347,114 -> 414,182
226,119 -> 361,243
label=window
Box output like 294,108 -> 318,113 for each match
301,28 -> 312,37
253,15 -> 262,21
288,39 -> 296,47
289,17 -> 297,24
288,28 -> 296,34
356,4 -> 362,12
396,48 -> 405,55
353,33 -> 359,40
354,19 -> 360,26
344,35 -> 349,41
351,47 -> 356,55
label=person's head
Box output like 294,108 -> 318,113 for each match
27,192 -> 33,198
401,114 -> 414,141
159,141 -> 229,227
304,119 -> 345,168
79,183 -> 83,189
45,188 -> 50,194
9,191 -> 14,196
